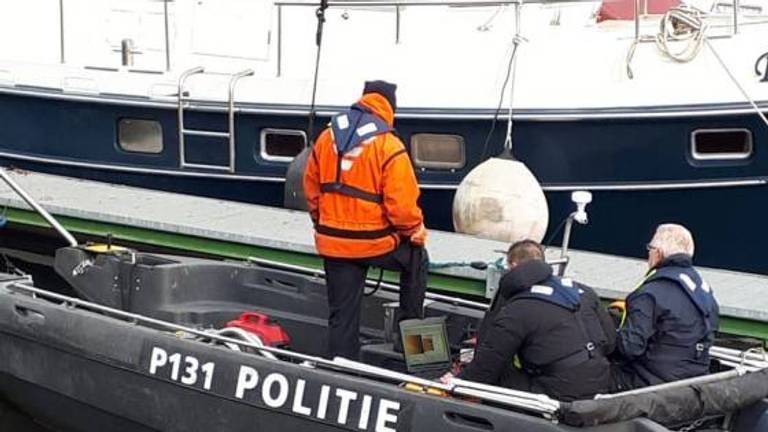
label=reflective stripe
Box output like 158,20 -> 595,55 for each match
530,285 -> 554,296
356,122 -> 378,136
320,182 -> 383,204
316,224 -> 395,240
679,273 -> 697,291
336,114 -> 349,130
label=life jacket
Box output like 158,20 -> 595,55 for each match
643,266 -> 719,359
303,93 -> 423,258
321,103 -> 392,202
515,277 -> 607,376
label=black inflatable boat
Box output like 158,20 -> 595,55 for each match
0,244 -> 765,432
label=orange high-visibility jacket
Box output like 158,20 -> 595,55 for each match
303,93 -> 424,258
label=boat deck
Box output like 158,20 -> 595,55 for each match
0,170 -> 766,327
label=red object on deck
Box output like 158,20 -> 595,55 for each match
226,312 -> 291,347
597,0 -> 680,21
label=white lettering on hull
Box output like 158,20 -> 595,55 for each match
358,395 -> 372,430
292,379 -> 312,416
336,388 -> 358,425
148,347 -> 215,391
262,373 -> 290,408
317,384 -> 331,420
146,346 -> 402,431
375,400 -> 401,432
235,366 -> 259,399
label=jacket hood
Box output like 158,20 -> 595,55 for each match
498,259 -> 553,301
358,93 -> 394,127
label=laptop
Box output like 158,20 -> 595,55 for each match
399,317 -> 452,375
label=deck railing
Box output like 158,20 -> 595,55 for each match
48,0 -> 763,76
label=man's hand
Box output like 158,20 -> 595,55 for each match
410,224 -> 428,247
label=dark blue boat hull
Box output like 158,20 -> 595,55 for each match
0,89 -> 766,274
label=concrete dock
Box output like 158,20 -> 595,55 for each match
0,170 -> 766,326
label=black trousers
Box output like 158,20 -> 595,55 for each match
323,242 -> 429,359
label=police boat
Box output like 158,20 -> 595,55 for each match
0,176 -> 767,432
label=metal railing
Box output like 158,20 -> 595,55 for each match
0,169 -> 77,247
273,0 -> 597,76
177,67 -> 255,173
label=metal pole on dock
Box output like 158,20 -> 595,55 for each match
0,169 -> 78,247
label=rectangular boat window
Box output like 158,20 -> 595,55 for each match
410,134 -> 466,169
691,129 -> 752,160
260,129 -> 307,162
118,119 -> 163,154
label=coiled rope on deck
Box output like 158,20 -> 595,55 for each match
654,6 -> 708,63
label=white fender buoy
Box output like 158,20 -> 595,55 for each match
452,158 -> 549,243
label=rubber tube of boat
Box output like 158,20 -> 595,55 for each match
452,151 -> 548,242
283,147 -> 311,211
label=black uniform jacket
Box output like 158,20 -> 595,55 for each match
617,254 -> 720,387
459,260 -> 617,401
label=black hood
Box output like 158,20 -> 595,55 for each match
498,259 -> 553,301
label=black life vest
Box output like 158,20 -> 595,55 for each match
515,276 -> 605,375
643,265 -> 719,358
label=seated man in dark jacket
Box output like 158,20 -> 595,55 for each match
614,224 -> 719,390
452,240 -> 617,401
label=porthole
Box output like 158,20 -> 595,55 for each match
118,119 -> 163,154
260,129 -> 307,162
410,133 -> 466,169
691,129 -> 753,160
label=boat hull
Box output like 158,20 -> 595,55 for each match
0,284 -> 575,432
1,89 -> 767,273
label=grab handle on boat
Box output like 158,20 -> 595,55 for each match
14,305 -> 46,324
0,169 -> 77,247
444,412 -> 494,431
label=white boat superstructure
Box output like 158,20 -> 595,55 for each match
1,0 -> 767,114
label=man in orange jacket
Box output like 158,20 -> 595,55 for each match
304,80 -> 429,360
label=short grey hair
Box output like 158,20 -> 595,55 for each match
650,223 -> 695,257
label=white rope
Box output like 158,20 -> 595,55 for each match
503,2 -> 525,152
654,6 -> 708,63
705,38 -> 768,128
650,6 -> 768,128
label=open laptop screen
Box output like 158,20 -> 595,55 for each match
399,317 -> 451,373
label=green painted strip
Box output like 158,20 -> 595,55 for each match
5,207 -> 768,341
719,317 -> 768,341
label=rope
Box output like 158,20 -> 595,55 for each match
429,257 -> 506,272
654,6 -> 708,63
705,39 -> 768,128
651,7 -> 768,128
363,268 -> 384,297
480,39 -> 521,160
306,0 -> 329,146
476,6 -> 504,32
502,9 -> 525,154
